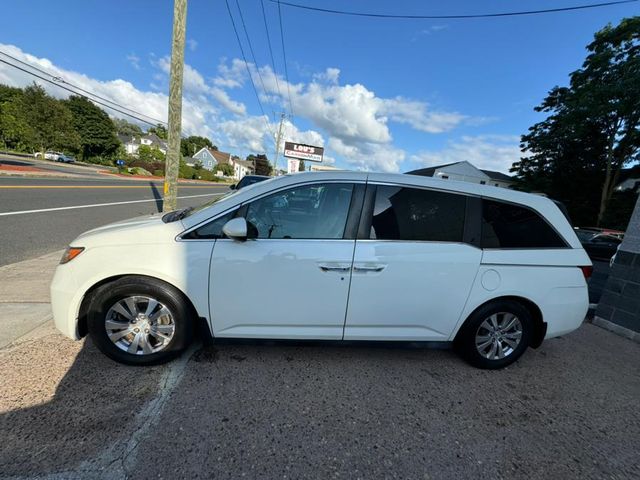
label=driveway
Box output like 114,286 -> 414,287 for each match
1,317 -> 639,479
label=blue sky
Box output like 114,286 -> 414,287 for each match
1,0 -> 637,172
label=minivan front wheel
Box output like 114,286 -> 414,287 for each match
86,276 -> 193,365
456,300 -> 533,369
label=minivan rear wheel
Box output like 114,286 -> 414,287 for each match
86,276 -> 193,366
455,300 -> 533,369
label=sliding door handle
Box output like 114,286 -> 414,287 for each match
353,264 -> 386,273
318,263 -> 352,273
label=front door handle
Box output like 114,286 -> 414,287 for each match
353,264 -> 386,273
318,263 -> 352,273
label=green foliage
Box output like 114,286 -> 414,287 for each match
179,159 -> 223,181
137,144 -> 165,162
513,17 -> 640,226
180,135 -> 215,157
147,123 -> 168,140
248,154 -> 272,176
217,163 -> 234,177
298,159 -> 306,172
113,118 -> 143,137
64,95 -> 120,161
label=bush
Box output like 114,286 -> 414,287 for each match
153,169 -> 164,177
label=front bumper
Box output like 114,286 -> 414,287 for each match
50,263 -> 82,340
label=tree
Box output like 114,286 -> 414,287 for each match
20,84 -> 79,155
147,123 -> 168,140
248,154 -> 272,176
64,95 -> 120,160
0,89 -> 36,151
217,163 -> 234,177
513,17 -> 640,225
137,144 -> 165,162
298,159 -> 306,172
180,135 -> 215,157
113,118 -> 143,137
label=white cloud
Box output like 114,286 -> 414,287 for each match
0,44 -> 218,138
126,53 -> 140,70
0,45 -> 484,173
187,38 -> 198,52
213,58 -> 245,89
411,135 -> 521,173
329,138 -> 405,173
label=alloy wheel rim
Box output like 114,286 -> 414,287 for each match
475,312 -> 522,360
104,296 -> 175,355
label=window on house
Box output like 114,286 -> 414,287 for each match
480,181 -> 486,185
369,186 -> 466,242
441,175 -> 449,179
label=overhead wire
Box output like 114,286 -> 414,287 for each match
277,0 -> 295,120
0,57 -> 165,128
224,0 -> 275,144
260,0 -> 283,104
270,0 -> 638,19
0,50 -> 167,126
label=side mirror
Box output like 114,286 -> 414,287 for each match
222,217 -> 248,241
229,184 -> 236,190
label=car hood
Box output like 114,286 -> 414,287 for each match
73,213 -> 184,247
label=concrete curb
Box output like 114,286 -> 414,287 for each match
591,316 -> 640,343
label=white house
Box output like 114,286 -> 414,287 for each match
407,161 -> 516,188
118,133 -> 168,156
192,147 -> 253,180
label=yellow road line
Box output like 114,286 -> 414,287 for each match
0,185 -> 225,189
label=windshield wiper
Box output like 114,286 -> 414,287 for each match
162,207 -> 194,223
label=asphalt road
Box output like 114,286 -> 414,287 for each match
0,176 -> 230,265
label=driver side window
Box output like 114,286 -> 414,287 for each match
245,183 -> 354,239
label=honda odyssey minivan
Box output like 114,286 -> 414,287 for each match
51,172 -> 591,369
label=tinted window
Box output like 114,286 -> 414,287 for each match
246,183 -> 353,239
185,210 -> 238,239
370,186 -> 466,242
481,199 -> 567,248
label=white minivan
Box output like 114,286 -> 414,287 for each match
51,172 -> 592,369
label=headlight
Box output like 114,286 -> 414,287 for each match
60,246 -> 85,264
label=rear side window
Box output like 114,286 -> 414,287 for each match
370,186 -> 466,242
481,199 -> 567,248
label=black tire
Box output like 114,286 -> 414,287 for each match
455,299 -> 533,369
86,276 -> 194,366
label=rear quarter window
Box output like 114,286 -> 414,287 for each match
481,199 -> 567,249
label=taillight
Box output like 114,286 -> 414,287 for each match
579,265 -> 593,280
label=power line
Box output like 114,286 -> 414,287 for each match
0,50 -> 167,126
260,0 -> 283,102
271,0 -> 638,19
234,0 -> 268,95
0,57 -> 164,127
277,0 -> 295,119
224,0 -> 275,142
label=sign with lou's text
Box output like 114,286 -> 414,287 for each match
284,142 -> 324,163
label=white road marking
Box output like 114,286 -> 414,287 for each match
0,193 -> 224,217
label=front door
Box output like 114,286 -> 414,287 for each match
344,185 -> 482,341
209,182 -> 361,339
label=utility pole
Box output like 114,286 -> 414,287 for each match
273,112 -> 286,176
163,0 -> 187,212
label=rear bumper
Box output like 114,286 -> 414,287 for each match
50,263 -> 82,340
543,286 -> 589,339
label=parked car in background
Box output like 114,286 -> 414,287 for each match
230,174 -> 269,190
51,172 -> 591,370
55,153 -> 75,163
34,151 -> 75,163
575,228 -> 623,261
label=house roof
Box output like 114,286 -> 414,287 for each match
405,162 -> 458,177
208,148 -> 232,164
479,169 -> 515,183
